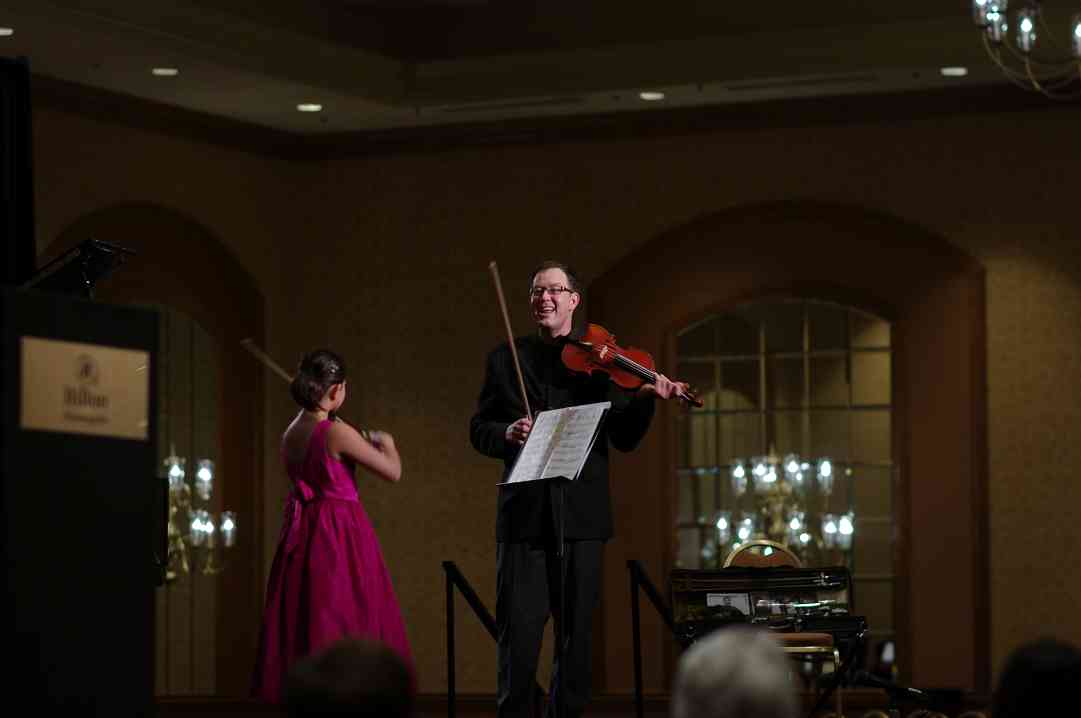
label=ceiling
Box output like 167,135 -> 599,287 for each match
0,1 -> 1072,135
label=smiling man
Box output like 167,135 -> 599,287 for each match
469,260 -> 685,718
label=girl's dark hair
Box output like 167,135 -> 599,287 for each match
290,349 -> 347,411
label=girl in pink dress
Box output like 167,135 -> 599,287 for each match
252,349 -> 413,701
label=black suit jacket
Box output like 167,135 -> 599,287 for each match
470,335 -> 655,542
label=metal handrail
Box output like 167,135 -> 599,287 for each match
442,560 -> 544,718
627,560 -> 677,718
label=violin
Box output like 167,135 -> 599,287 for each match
561,324 -> 703,407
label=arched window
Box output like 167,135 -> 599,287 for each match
674,298 -> 895,653
156,305 -> 227,693
46,203 -> 265,696
590,201 -> 987,693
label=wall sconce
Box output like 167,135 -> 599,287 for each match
726,450 -> 853,562
736,516 -> 756,544
714,510 -> 732,546
817,458 -> 834,496
821,511 -> 855,551
163,448 -> 237,582
194,459 -> 213,501
730,462 -> 748,495
971,0 -> 1081,99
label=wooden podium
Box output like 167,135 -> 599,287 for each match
0,286 -> 158,714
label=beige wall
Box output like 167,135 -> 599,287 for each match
32,97 -> 1081,697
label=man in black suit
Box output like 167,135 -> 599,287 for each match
470,260 -> 686,718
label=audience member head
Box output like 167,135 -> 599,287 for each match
992,636 -> 1081,718
672,625 -> 798,718
283,638 -> 413,718
290,349 -> 347,412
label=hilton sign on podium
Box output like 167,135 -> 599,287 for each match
1,287 -> 158,714
20,335 -> 150,440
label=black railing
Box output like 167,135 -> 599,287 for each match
442,560 -> 544,718
627,560 -> 677,718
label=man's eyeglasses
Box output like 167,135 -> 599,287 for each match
529,285 -> 576,299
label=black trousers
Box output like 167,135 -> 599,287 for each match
496,539 -> 604,718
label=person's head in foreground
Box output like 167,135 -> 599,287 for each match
671,625 -> 798,718
283,638 -> 413,718
992,636 -> 1081,718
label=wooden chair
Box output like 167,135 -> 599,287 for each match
724,540 -> 843,716
723,539 -> 801,568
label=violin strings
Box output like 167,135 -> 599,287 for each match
612,353 -> 657,383
612,352 -> 694,402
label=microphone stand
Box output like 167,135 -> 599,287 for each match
848,669 -> 930,717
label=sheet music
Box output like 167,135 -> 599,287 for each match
503,402 -> 610,484
541,402 -> 609,480
506,410 -> 562,485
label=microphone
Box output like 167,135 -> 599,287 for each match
849,670 -> 929,702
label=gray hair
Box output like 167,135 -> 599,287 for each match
672,626 -> 798,718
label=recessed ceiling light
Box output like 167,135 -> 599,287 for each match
0,28 -> 15,37
151,67 -> 179,77
297,103 -> 323,112
639,91 -> 665,101
940,66 -> 968,77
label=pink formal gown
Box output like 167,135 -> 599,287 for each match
252,420 -> 413,701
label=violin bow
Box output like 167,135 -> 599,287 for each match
488,261 -> 533,421
240,338 -> 370,439
240,338 -> 292,384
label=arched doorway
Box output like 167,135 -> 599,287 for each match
588,200 -> 988,695
43,203 -> 265,696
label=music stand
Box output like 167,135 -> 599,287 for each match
20,238 -> 134,299
500,402 -> 610,718
552,475 -> 571,718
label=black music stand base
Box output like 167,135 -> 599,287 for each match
552,477 -> 569,718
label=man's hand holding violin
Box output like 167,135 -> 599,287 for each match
637,373 -> 689,401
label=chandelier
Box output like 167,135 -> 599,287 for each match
972,1 -> 1081,98
706,449 -> 854,566
163,447 -> 237,583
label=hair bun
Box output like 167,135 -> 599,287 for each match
290,349 -> 347,410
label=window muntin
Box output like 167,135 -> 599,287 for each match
674,299 -> 895,653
